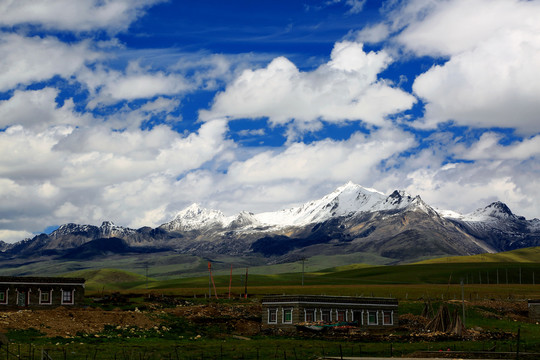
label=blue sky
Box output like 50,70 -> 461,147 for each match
1,0 -> 539,242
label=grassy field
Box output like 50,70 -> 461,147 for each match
77,260 -> 540,298
416,246 -> 540,264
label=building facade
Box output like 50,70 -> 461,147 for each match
529,299 -> 540,322
261,295 -> 398,331
0,276 -> 85,308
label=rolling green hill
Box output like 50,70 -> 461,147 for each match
65,268 -> 150,291
414,246 -> 540,264
75,248 -> 540,293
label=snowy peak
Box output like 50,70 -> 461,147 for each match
50,223 -> 97,239
255,182 -> 387,226
228,211 -> 260,229
99,221 -> 133,238
161,182 -> 439,231
50,221 -> 133,239
482,201 -> 516,219
463,201 -> 518,222
380,190 -> 414,209
161,203 -> 229,231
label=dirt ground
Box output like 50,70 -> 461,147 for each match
0,307 -> 158,338
0,301 -> 262,338
0,298 -> 529,339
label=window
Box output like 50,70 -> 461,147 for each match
304,309 -> 316,322
321,309 -> 331,322
383,311 -> 393,325
283,308 -> 293,324
0,290 -> 6,304
39,289 -> 52,305
368,311 -> 378,325
61,289 -> 74,305
336,310 -> 346,322
268,308 -> 277,324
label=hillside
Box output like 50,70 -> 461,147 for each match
415,246 -> 540,264
65,268 -> 149,291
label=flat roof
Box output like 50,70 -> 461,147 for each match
262,294 -> 398,306
0,276 -> 85,285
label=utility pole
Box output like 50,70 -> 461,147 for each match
244,267 -> 249,299
301,257 -> 306,286
145,263 -> 149,289
208,262 -> 212,299
461,279 -> 466,329
229,265 -> 232,299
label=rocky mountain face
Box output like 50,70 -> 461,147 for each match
444,201 -> 540,252
1,182 -> 539,264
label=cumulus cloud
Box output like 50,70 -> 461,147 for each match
201,41 -> 416,131
226,128 -> 415,184
453,133 -> 540,161
382,0 -> 540,134
0,114 -> 232,233
403,159 -> 540,219
0,125 -> 70,181
0,88 -> 91,130
393,0 -> 539,57
0,33 -> 100,91
0,0 -> 164,33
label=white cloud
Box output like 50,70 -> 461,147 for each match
0,88 -> 91,130
0,0 -> 164,33
412,29 -> 540,133
227,128 -> 415,184
345,0 -> 366,14
0,230 -> 33,244
53,119 -> 230,188
454,133 -> 540,161
0,33 -> 100,91
0,115 -> 232,233
201,41 -> 416,130
403,160 -> 540,219
0,125 -> 69,180
80,63 -> 193,107
355,23 -> 391,44
394,0 -> 539,57
384,0 -> 540,134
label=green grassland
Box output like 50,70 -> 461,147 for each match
4,246 -> 539,284
416,246 -> 540,264
73,247 -> 540,296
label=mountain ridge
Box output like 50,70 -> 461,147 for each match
1,182 -> 539,266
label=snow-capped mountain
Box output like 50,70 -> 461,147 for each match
442,201 -> 540,251
161,204 -> 231,231
161,182 -> 435,231
443,201 -> 520,222
2,182 -> 539,264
